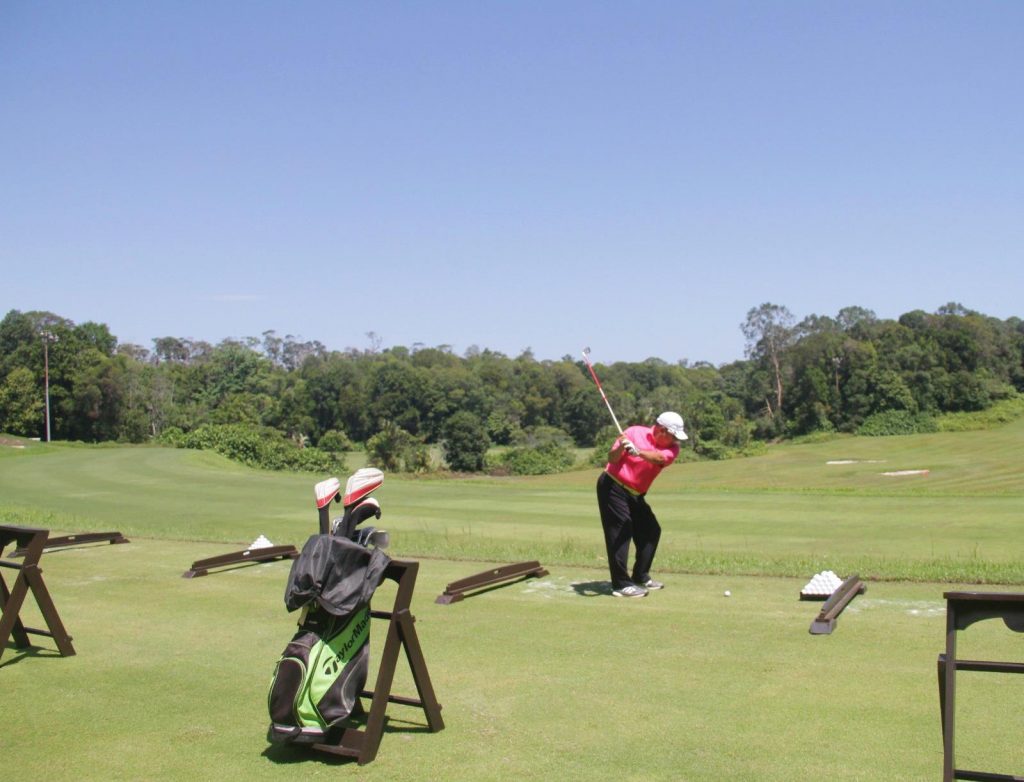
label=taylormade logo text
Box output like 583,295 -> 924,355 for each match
323,611 -> 370,673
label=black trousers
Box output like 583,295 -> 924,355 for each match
596,472 -> 661,589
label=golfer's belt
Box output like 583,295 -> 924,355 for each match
605,471 -> 643,497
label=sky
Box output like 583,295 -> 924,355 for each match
2,2 -> 1022,366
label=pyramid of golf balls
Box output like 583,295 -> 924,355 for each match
248,534 -> 274,550
801,570 -> 843,597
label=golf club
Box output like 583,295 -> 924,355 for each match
581,347 -> 625,435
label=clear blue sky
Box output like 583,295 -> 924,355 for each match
2,2 -> 1021,365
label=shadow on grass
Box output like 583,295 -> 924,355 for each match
262,742 -> 356,767
0,644 -> 65,669
260,716 -> 436,766
571,580 -> 614,597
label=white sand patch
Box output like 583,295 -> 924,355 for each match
62,575 -> 114,587
826,459 -> 885,465
521,578 -> 577,598
846,598 -> 945,618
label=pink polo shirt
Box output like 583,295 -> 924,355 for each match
605,424 -> 679,495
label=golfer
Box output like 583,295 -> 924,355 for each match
597,411 -> 688,598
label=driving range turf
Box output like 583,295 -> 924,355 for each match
2,420 -> 1023,780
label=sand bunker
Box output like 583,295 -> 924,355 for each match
826,459 -> 885,465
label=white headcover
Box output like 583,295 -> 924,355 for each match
314,476 -> 341,509
343,467 -> 384,506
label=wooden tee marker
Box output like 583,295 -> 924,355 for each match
435,561 -> 549,605
808,574 -> 867,635
9,530 -> 129,558
182,544 -> 298,578
0,525 -> 76,660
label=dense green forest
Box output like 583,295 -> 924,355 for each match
1,303 -> 1022,472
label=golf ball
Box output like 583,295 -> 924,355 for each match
724,590 -> 731,597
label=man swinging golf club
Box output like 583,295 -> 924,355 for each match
597,411 -> 688,598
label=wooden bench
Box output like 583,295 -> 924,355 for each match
0,525 -> 75,661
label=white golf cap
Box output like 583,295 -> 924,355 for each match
656,411 -> 688,441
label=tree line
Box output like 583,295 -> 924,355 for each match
1,303 -> 1022,471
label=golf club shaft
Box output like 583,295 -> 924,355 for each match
581,350 -> 625,435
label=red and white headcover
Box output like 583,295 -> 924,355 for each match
343,468 -> 384,507
314,477 -> 341,510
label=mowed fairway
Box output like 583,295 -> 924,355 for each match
4,418 -> 1024,582
2,421 -> 1023,780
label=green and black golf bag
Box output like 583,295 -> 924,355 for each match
267,533 -> 390,744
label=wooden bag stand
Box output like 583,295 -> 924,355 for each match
937,592 -> 1024,782
312,558 -> 444,765
0,525 -> 76,661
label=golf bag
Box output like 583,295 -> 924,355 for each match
267,471 -> 390,745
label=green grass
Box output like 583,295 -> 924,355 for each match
4,543 -> 1021,781
2,422 -> 1024,780
4,418 -> 1024,583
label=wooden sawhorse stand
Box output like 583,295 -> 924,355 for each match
312,559 -> 443,764
938,591 -> 1024,781
0,525 -> 76,661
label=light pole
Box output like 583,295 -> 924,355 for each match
41,330 -> 57,442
